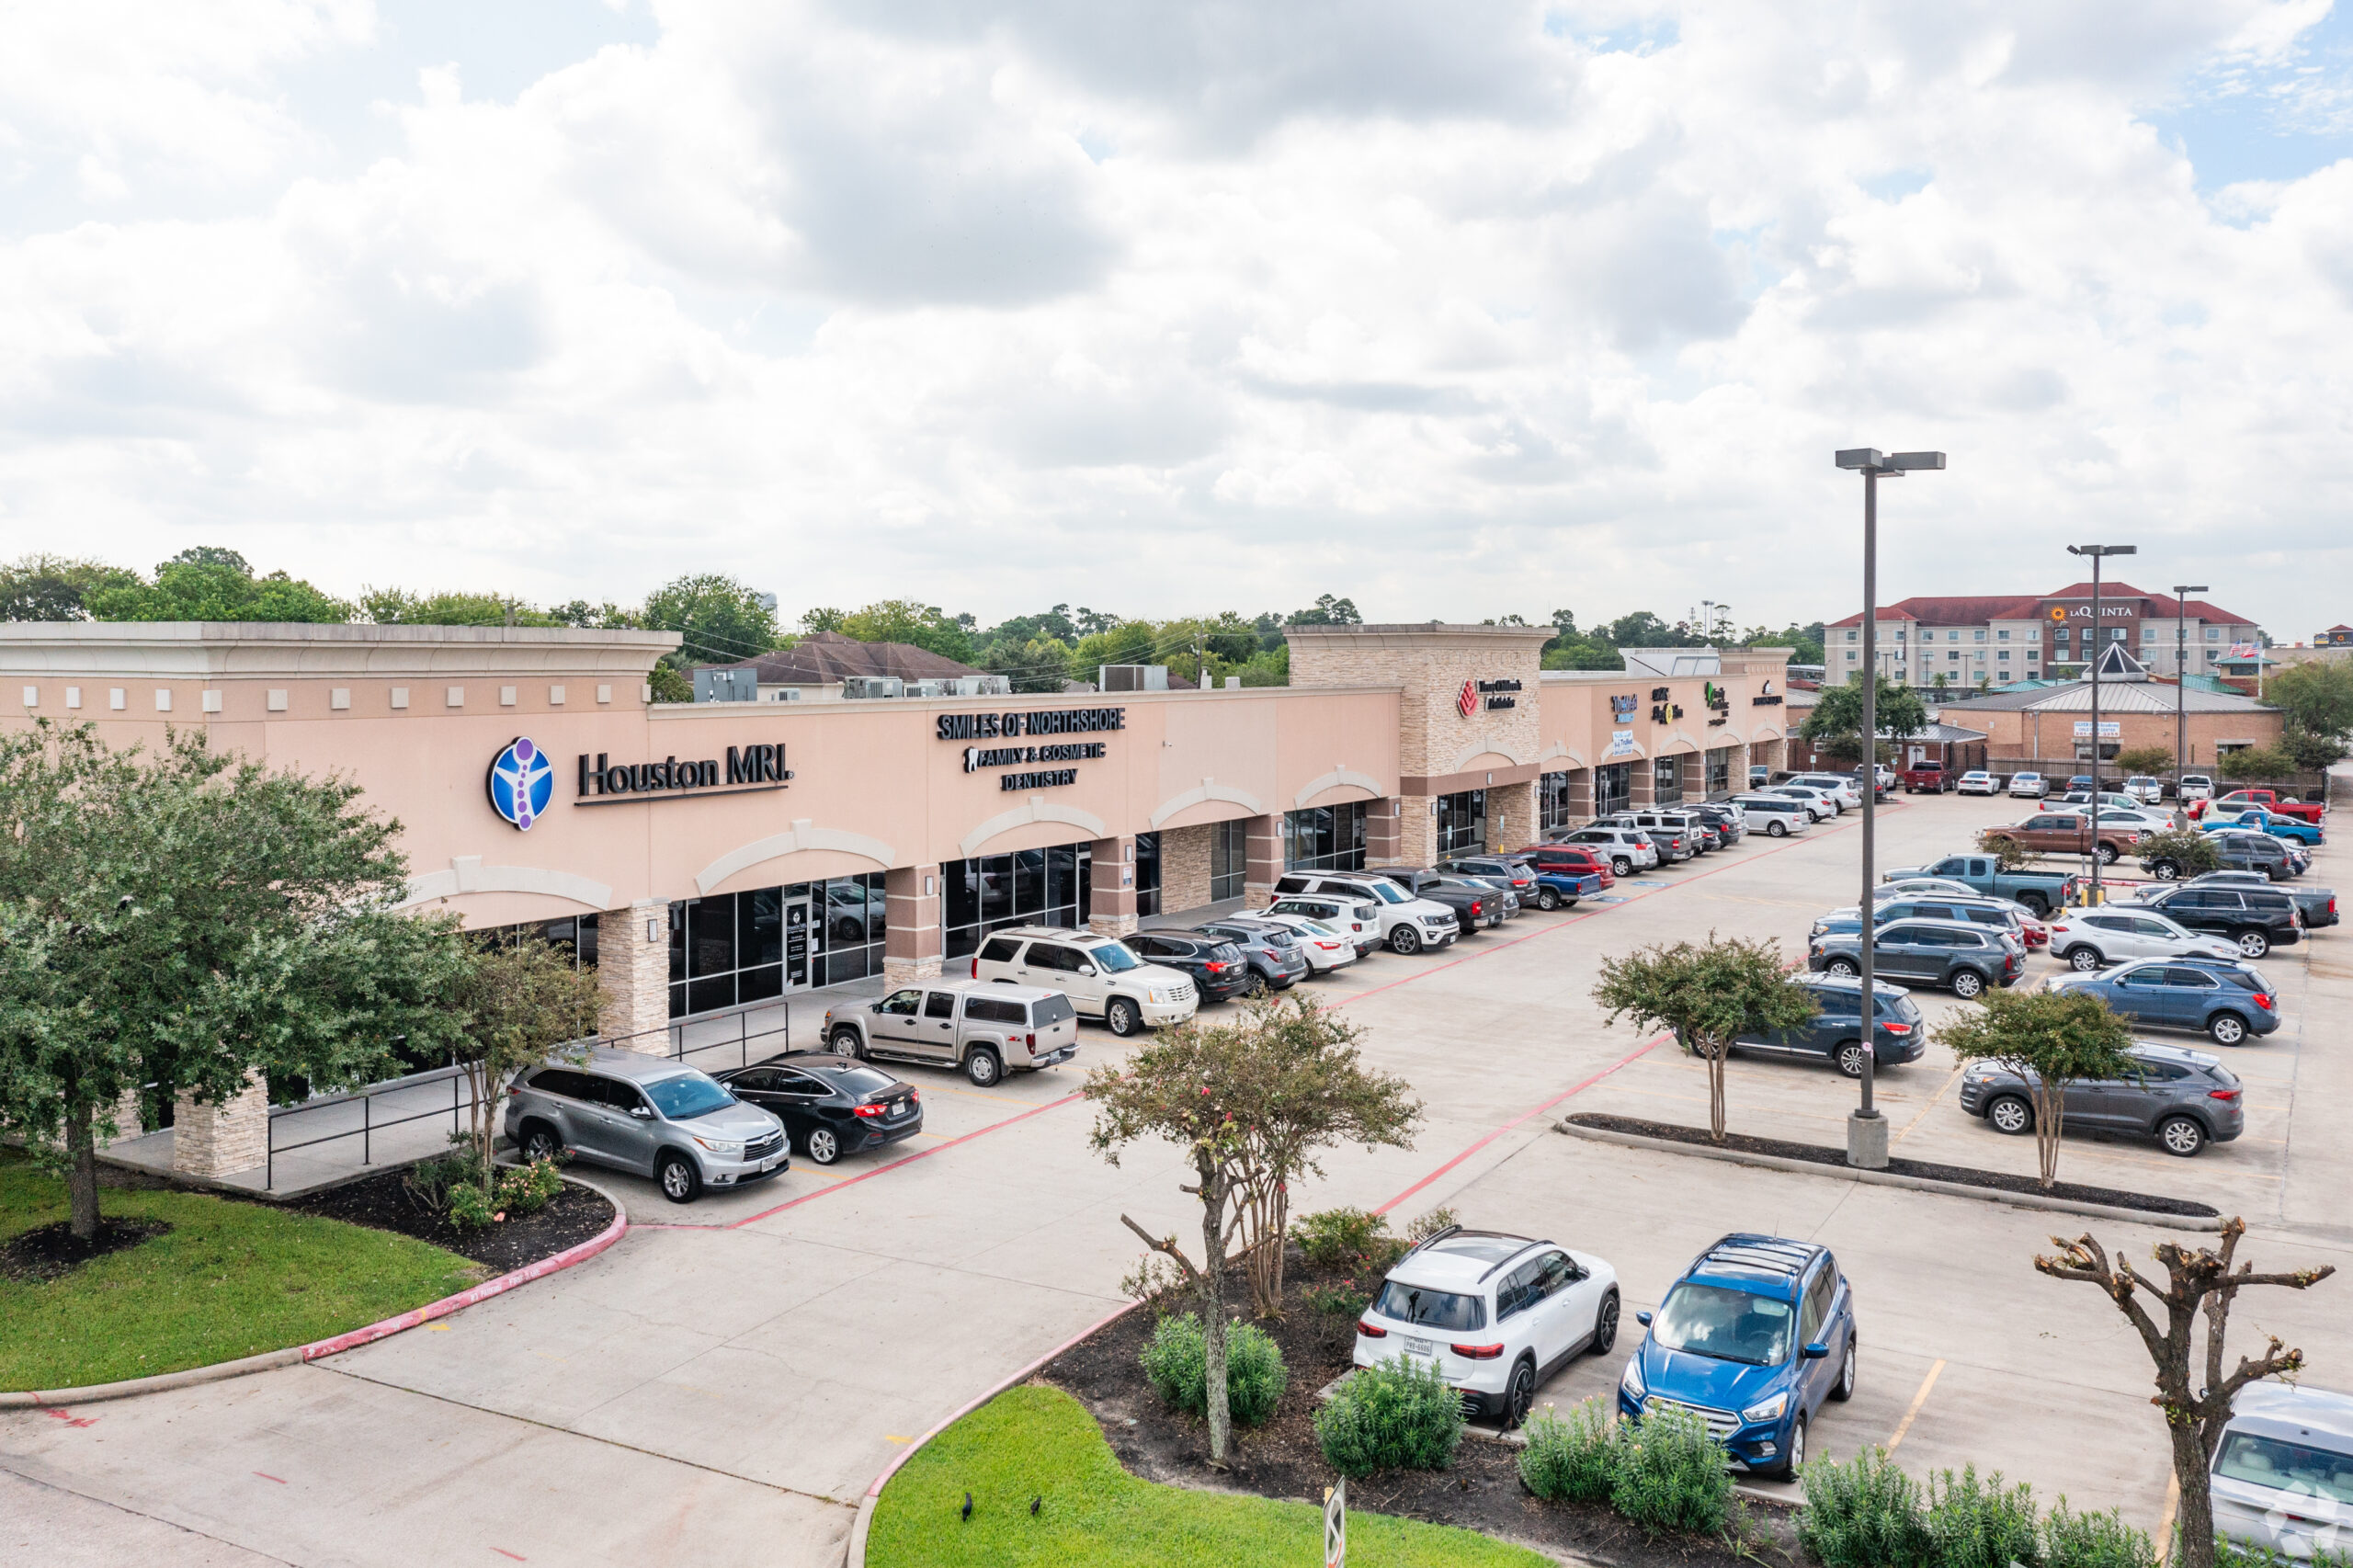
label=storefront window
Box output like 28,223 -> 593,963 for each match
473,914 -> 599,971
668,874 -> 887,1017
1705,748 -> 1731,799
1283,803 -> 1367,873
1653,755 -> 1683,803
1595,763 -> 1632,817
1539,771 -> 1574,833
1136,832 -> 1162,918
944,843 -> 1091,960
1436,790 -> 1486,857
1210,818 -> 1248,902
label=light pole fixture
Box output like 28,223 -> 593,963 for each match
2066,543 -> 2136,906
1833,447 -> 1945,1171
2173,584 -> 2208,825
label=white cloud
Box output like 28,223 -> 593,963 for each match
1,0 -> 2349,638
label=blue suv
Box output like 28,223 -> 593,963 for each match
2044,957 -> 2279,1047
1618,1233 -> 1856,1479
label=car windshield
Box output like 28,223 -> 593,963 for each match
1371,1278 -> 1485,1332
644,1074 -> 735,1120
1650,1283 -> 1795,1366
1087,944 -> 1142,972
2213,1430 -> 2353,1503
1367,881 -> 1407,903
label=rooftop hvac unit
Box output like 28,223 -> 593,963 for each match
767,687 -> 801,701
843,676 -> 905,700
691,667 -> 759,703
1097,664 -> 1169,692
954,675 -> 1013,697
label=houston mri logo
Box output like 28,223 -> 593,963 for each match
487,736 -> 556,831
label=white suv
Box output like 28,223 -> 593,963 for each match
1263,893 -> 1381,960
1353,1226 -> 1621,1429
1790,774 -> 1863,811
1271,872 -> 1460,956
969,926 -> 1198,1037
1549,825 -> 1660,878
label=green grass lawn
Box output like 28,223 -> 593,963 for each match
1,1150 -> 482,1391
868,1383 -> 1550,1568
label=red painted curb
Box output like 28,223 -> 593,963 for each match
301,1201 -> 630,1362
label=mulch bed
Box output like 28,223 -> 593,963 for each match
1043,1247 -> 1801,1568
1565,1112 -> 2221,1219
291,1168 -> 617,1275
0,1217 -> 174,1283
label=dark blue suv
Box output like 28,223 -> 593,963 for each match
2045,958 -> 2279,1047
1619,1234 -> 1856,1479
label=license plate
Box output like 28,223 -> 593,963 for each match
887,1104 -> 909,1119
1404,1335 -> 1434,1358
761,1155 -> 782,1172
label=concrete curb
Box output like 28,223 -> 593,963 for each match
845,1297 -> 1142,1568
0,1179 -> 630,1409
1557,1119 -> 2227,1232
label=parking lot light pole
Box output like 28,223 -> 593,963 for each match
2173,584 -> 2207,827
1835,448 -> 1945,1171
2066,543 -> 2136,905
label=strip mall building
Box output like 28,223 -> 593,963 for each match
4,621 -> 1792,1045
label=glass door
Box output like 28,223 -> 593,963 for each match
783,894 -> 813,989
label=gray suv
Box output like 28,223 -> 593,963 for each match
1960,1040 -> 2245,1157
506,1048 -> 787,1204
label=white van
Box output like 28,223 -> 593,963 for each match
1730,794 -> 1815,837
2211,1383 -> 2353,1560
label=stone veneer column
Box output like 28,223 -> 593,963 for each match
1087,835 -> 1140,937
1488,778 -> 1537,853
1364,799 -> 1402,867
104,1086 -> 143,1144
1565,768 -> 1593,819
884,864 -> 942,983
597,898 -> 672,1052
1395,798 -> 1438,865
172,1072 -> 268,1180
1243,814 -> 1284,907
1158,824 -> 1215,914
1630,759 -> 1656,806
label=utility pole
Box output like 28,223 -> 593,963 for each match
2067,543 -> 2136,905
2174,585 -> 2207,826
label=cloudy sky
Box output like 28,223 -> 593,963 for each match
5,1 -> 2351,638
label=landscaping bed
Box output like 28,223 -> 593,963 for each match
1041,1246 -> 1800,1568
1563,1112 -> 2220,1219
291,1165 -> 616,1275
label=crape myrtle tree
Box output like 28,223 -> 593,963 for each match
0,724 -> 472,1241
1936,988 -> 2139,1190
451,937 -> 606,1210
2036,1220 -> 2335,1568
1591,935 -> 1817,1143
1087,998 -> 1419,1466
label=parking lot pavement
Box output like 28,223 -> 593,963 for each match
13,790 -> 2343,1561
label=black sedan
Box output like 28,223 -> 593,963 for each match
717,1053 -> 923,1165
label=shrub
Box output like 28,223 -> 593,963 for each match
1611,1405 -> 1734,1536
446,1180 -> 497,1232
1292,1206 -> 1404,1276
498,1157 -> 563,1217
2042,1499 -> 2156,1568
2137,825 -> 2221,881
1404,1206 -> 1459,1244
1518,1397 -> 1618,1505
2212,1540 -> 2353,1568
1314,1355 -> 1463,1476
1928,1464 -> 2040,1568
1137,1313 -> 1287,1428
1797,1446 -> 1934,1568
1302,1280 -> 1370,1319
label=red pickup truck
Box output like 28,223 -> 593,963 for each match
1901,762 -> 1953,793
2191,789 -> 2324,825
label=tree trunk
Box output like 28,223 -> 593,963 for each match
1705,1041 -> 1728,1142
1267,1180 -> 1290,1308
2171,1421 -> 2217,1568
64,1098 -> 103,1243
1200,1164 -> 1231,1465
2034,1085 -> 2063,1189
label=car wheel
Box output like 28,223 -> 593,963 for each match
1776,1414 -> 1807,1481
1768,821 -> 1788,837
965,1046 -> 1004,1086
518,1120 -> 563,1164
2097,843 -> 2120,866
2067,946 -> 2104,972
801,1127 -> 840,1165
1835,1041 -> 1868,1080
829,1026 -> 864,1058
1825,958 -> 1859,978
1592,1290 -> 1620,1357
2209,1012 -> 2248,1046
1832,1335 -> 1857,1403
657,1152 -> 700,1204
1105,998 -> 1142,1038
1951,969 -> 1986,999
2234,928 -> 2270,959
2019,893 -> 2052,918
2151,858 -> 2181,881
1988,1095 -> 2033,1135
1390,926 -> 1423,956
1611,856 -> 1634,876
2158,1115 -> 2207,1157
1537,888 -> 1561,911
1502,1358 -> 1536,1430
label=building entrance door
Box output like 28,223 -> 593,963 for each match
783,894 -> 813,990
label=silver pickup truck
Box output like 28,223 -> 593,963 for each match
823,977 -> 1079,1087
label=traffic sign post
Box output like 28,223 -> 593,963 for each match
1324,1479 -> 1346,1567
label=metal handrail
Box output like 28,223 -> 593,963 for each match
262,1003 -> 798,1190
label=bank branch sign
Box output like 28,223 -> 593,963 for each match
487,736 -> 555,831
